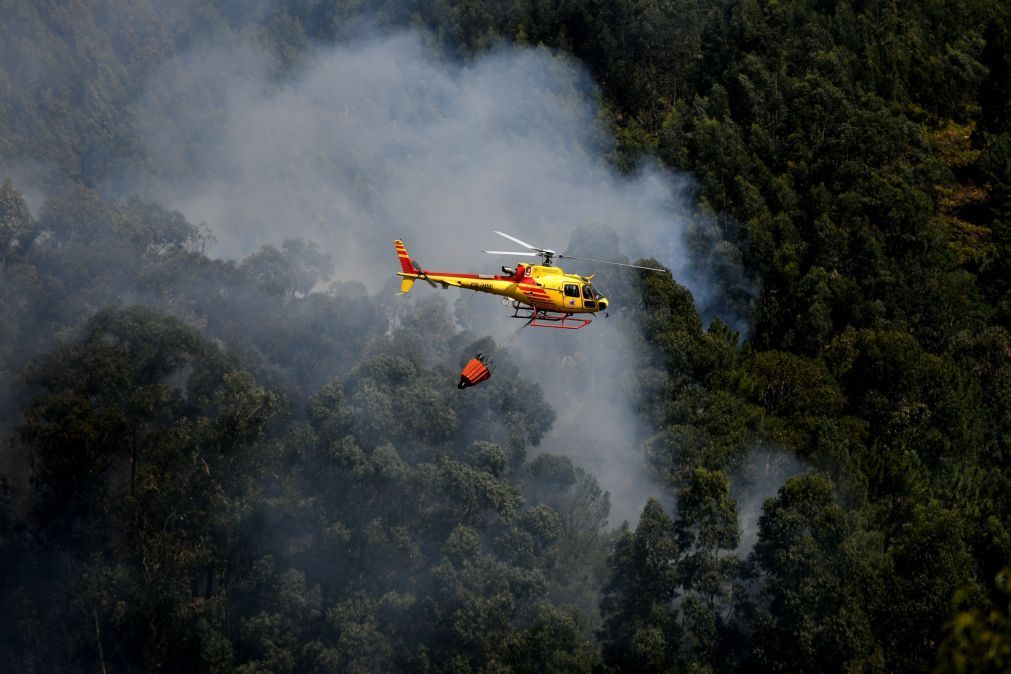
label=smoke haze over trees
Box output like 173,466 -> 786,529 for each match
2,1 -> 1011,672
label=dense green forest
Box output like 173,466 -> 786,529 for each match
2,0 -> 1010,672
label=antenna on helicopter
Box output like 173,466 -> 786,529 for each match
482,230 -> 671,273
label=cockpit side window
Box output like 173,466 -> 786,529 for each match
581,285 -> 593,300
564,284 -> 580,297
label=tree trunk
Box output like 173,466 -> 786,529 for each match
130,428 -> 137,497
93,608 -> 107,674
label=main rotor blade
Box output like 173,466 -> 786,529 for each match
493,231 -> 539,250
482,250 -> 539,257
558,253 -> 671,273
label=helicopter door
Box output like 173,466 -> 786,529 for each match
581,284 -> 597,310
563,284 -> 580,311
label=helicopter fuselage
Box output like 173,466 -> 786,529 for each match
395,240 -> 607,315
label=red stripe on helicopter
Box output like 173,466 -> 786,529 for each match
422,271 -> 528,282
421,271 -> 490,279
394,240 -> 414,273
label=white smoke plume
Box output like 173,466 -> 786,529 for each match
732,447 -> 811,555
126,30 -> 742,526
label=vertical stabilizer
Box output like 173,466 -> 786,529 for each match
394,240 -> 414,273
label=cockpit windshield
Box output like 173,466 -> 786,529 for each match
582,284 -> 602,300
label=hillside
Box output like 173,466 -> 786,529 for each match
1,1 -> 1009,672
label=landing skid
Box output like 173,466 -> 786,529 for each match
510,304 -> 592,330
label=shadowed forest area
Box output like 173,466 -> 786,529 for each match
1,1 -> 1010,672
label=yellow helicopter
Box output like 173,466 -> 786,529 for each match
394,231 -> 669,329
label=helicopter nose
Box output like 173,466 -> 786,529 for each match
598,299 -> 608,311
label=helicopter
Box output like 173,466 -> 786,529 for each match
394,231 -> 669,329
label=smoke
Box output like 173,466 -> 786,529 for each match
128,32 -> 729,301
515,317 -> 675,527
122,30 -> 746,526
731,447 -> 810,555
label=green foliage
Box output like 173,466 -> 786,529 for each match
878,503 -> 984,672
599,498 -> 682,673
0,178 -> 33,260
745,474 -> 882,673
0,297 -> 605,671
239,240 -> 333,297
937,566 -> 1011,674
675,469 -> 740,671
4,307 -> 285,671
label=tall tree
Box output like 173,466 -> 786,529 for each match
744,474 -> 881,672
599,498 -> 681,672
675,468 -> 740,672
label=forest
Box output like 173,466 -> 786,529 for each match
1,0 -> 1009,672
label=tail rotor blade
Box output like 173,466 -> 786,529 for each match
411,260 -> 440,287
